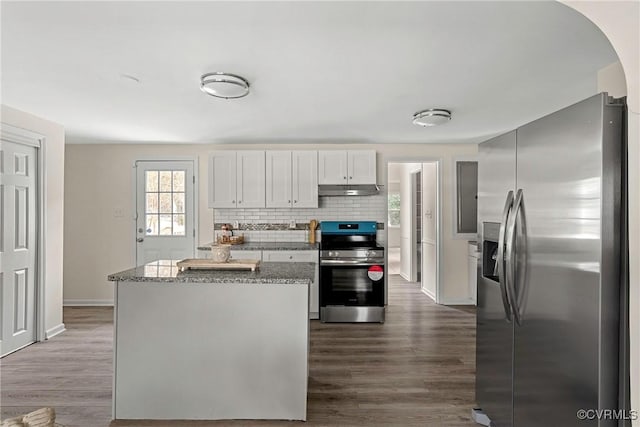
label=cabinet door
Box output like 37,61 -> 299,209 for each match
318,150 -> 348,185
208,152 -> 237,208
236,151 -> 265,208
292,151 -> 318,208
262,250 -> 319,320
266,151 -> 293,208
230,250 -> 262,261
263,250 -> 316,262
347,150 -> 377,184
310,263 -> 319,319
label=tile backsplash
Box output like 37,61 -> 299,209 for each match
213,194 -> 387,244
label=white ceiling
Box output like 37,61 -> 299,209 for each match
1,1 -> 618,145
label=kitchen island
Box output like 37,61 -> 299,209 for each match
108,260 -> 313,421
198,242 -> 321,319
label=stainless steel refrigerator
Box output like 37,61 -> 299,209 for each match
475,93 -> 629,427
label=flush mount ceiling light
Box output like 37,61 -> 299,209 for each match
200,72 -> 250,99
412,109 -> 452,127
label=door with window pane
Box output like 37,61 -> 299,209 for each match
135,161 -> 195,266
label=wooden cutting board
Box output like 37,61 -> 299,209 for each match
176,259 -> 260,272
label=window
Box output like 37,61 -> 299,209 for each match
145,170 -> 186,236
388,192 -> 400,227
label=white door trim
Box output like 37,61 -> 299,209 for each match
385,157 -> 443,305
132,157 -> 199,266
0,123 -> 46,343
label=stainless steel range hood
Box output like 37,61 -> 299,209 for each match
318,184 -> 381,196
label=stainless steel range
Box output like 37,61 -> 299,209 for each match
319,221 -> 385,323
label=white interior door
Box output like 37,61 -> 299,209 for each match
136,161 -> 196,266
1,140 -> 37,357
421,162 -> 438,301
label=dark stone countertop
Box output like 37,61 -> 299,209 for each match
108,260 -> 315,285
198,242 -> 319,251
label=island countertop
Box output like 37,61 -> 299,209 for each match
197,241 -> 319,251
108,260 -> 315,284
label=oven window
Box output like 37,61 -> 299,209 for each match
331,269 -> 373,292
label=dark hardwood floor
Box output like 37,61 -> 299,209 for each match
1,275 -> 477,426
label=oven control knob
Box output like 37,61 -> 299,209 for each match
329,251 -> 338,257
366,250 -> 375,257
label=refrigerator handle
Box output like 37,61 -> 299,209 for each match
506,189 -> 525,326
496,190 -> 514,322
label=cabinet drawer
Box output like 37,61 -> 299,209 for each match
262,250 -> 317,263
230,250 -> 262,261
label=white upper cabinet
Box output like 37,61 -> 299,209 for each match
208,151 -> 265,208
318,150 -> 348,185
266,151 -> 318,208
236,151 -> 265,208
208,151 -> 237,208
318,150 -> 376,185
347,150 -> 377,184
292,151 -> 318,208
266,151 -> 293,208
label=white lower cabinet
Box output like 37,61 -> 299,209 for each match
231,250 -> 262,261
263,250 -> 319,319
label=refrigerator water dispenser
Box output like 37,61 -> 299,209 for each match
482,222 -> 500,282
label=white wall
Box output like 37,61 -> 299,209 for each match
386,163 -> 402,248
1,105 -> 65,337
399,163 -> 421,281
386,181 -> 401,248
64,143 -> 478,304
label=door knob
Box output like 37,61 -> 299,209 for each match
136,238 -> 144,243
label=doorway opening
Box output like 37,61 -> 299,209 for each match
386,161 -> 440,302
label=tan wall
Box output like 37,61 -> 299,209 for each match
597,61 -> 626,98
64,144 -> 213,303
1,105 -> 65,336
63,142 -> 477,304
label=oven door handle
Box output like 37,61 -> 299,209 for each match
320,260 -> 385,266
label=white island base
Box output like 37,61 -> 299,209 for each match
113,280 -> 309,421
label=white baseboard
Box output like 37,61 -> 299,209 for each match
45,323 -> 66,339
439,297 -> 476,306
64,299 -> 114,306
420,287 -> 436,301
399,272 -> 411,282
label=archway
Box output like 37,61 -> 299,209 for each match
561,1 -> 640,421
